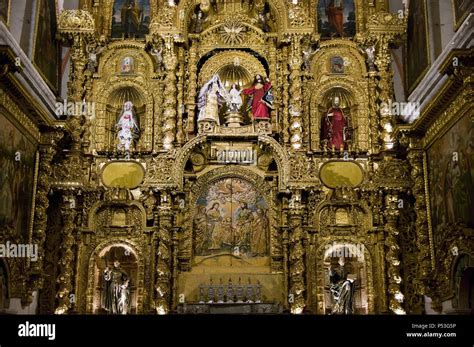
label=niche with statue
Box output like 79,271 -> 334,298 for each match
319,88 -> 354,151
106,87 -> 146,154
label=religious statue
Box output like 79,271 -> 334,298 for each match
235,202 -> 254,251
116,101 -> 140,152
321,96 -> 350,150
121,0 -> 142,37
190,7 -> 208,33
103,260 -> 130,315
329,257 -> 356,314
207,202 -> 223,250
366,45 -> 376,71
228,84 -> 243,112
302,42 -> 320,71
197,74 -> 229,125
86,44 -> 104,73
326,0 -> 344,37
243,75 -> 273,121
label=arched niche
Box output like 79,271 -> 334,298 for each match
309,80 -> 369,152
198,50 -> 267,86
310,40 -> 367,77
197,50 -> 268,126
105,86 -> 146,152
316,240 -> 374,314
319,87 -> 354,151
86,241 -> 144,314
94,81 -> 154,153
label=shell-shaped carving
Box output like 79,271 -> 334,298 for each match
58,9 -> 95,33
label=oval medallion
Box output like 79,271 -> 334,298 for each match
101,161 -> 145,189
319,161 -> 364,188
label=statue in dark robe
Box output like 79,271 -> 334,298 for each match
329,259 -> 356,314
103,260 -> 130,314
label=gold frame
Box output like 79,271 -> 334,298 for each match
100,160 -> 146,189
31,0 -> 60,93
319,160 -> 365,188
404,0 -> 431,95
452,0 -> 474,31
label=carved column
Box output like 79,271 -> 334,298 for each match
176,47 -> 185,145
29,131 -> 63,285
281,46 -> 290,144
162,37 -> 178,150
155,193 -> 173,314
361,11 -> 406,152
268,37 -> 278,128
288,191 -> 305,313
407,148 -> 431,296
55,192 -> 77,314
288,36 -> 303,150
367,70 -> 380,154
384,193 -> 406,314
186,42 -> 198,135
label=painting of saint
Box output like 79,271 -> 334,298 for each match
0,114 -> 37,240
33,0 -> 59,91
428,114 -> 474,254
453,0 -> 474,30
193,178 -> 269,257
330,56 -> 344,74
317,0 -> 356,39
405,0 -> 429,93
121,56 -> 134,74
0,0 -> 10,25
111,0 -> 150,39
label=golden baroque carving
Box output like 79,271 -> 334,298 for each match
58,9 -> 95,34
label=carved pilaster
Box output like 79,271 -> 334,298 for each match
384,193 -> 406,315
288,191 -> 305,314
186,42 -> 198,135
281,46 -> 290,144
55,192 -> 77,314
288,36 -> 303,150
176,47 -> 185,145
407,148 -> 432,296
268,38 -> 278,128
155,193 -> 173,314
29,131 -> 63,287
162,38 -> 178,150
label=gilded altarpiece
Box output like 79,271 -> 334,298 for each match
33,0 -> 427,315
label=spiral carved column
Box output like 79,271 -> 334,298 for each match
384,193 -> 406,314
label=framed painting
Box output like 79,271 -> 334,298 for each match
111,0 -> 151,39
317,0 -> 356,39
427,114 -> 474,255
405,0 -> 430,94
0,113 -> 37,241
194,178 -> 269,257
33,0 -> 59,92
452,0 -> 474,30
0,0 -> 10,26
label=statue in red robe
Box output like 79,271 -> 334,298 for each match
321,96 -> 349,150
326,0 -> 344,37
243,75 -> 272,120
